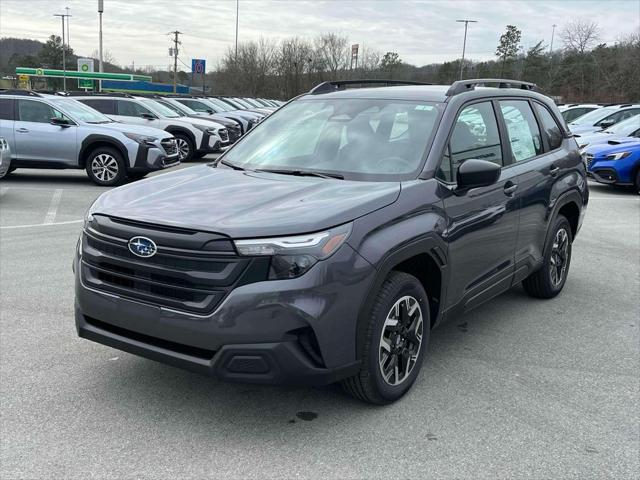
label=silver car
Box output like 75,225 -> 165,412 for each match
0,91 -> 179,186
0,136 -> 10,179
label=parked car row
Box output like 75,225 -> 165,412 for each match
0,89 -> 282,185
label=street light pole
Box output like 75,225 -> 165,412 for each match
98,0 -> 104,91
550,24 -> 557,53
235,0 -> 239,62
53,13 -> 68,90
456,19 -> 477,80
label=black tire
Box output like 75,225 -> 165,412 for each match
7,166 -> 17,174
342,271 -> 430,405
192,151 -> 208,160
523,214 -> 573,299
174,133 -> 194,162
127,172 -> 148,181
85,146 -> 128,186
634,170 -> 640,194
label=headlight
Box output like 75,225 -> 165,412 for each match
605,151 -> 631,161
234,223 -> 352,279
124,132 -> 158,147
193,124 -> 218,135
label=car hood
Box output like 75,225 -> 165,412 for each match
583,137 -> 640,155
569,124 -> 601,135
172,116 -> 225,130
96,122 -> 174,139
90,164 -> 401,238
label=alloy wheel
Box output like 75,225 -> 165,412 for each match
91,154 -> 119,182
549,227 -> 569,287
378,295 -> 424,386
176,138 -> 190,160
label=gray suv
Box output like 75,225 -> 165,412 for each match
75,79 -> 588,403
0,91 -> 179,185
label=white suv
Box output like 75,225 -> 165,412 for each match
71,94 -> 229,161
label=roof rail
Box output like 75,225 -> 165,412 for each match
309,79 -> 430,95
0,89 -> 42,97
446,78 -> 539,97
57,91 -> 134,98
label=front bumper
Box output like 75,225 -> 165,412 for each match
197,132 -> 223,154
131,144 -> 180,173
74,243 -> 374,385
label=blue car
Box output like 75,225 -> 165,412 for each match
583,138 -> 640,192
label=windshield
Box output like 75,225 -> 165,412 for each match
158,99 -> 193,115
221,98 -> 441,181
605,114 -> 640,133
207,98 -> 233,112
233,98 -> 253,108
571,106 -> 617,125
51,98 -> 112,123
139,99 -> 181,118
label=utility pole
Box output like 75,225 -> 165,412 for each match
170,31 -> 182,93
550,24 -> 557,53
65,7 -> 71,47
456,19 -> 477,80
98,0 -> 104,91
53,12 -> 70,90
235,0 -> 239,62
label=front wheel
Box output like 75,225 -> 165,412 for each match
634,170 -> 640,194
523,214 -> 573,298
85,147 -> 127,186
174,133 -> 194,162
342,271 -> 430,404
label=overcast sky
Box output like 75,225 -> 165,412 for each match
1,0 -> 638,70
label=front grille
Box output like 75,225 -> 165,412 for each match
80,216 -> 260,314
218,129 -> 229,143
161,138 -> 178,156
582,153 -> 594,168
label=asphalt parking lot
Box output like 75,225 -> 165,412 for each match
1,163 -> 638,479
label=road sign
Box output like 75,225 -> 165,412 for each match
192,59 -> 206,74
77,58 -> 94,89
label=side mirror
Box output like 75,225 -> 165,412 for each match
50,117 -> 71,127
598,119 -> 615,129
456,159 -> 501,190
206,109 -> 214,114
141,113 -> 156,120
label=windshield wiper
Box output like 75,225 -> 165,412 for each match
216,159 -> 250,171
255,169 -> 344,180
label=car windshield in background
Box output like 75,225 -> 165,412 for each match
139,99 -> 181,118
207,98 -> 233,111
605,114 -> 640,134
570,106 -> 617,125
221,98 -> 441,181
52,98 -> 113,123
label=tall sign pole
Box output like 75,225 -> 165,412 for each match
456,19 -> 477,80
98,0 -> 104,91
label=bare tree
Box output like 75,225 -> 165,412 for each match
90,49 -> 118,67
561,19 -> 600,54
314,33 -> 349,75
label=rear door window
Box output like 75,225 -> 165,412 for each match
499,100 -> 543,162
534,103 -> 563,151
0,98 -> 14,120
80,98 -> 117,115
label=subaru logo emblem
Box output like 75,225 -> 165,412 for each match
128,236 -> 157,258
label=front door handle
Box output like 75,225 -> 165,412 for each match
503,182 -> 518,196
16,128 -> 29,133
549,165 -> 561,177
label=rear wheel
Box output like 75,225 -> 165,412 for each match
174,133 -> 194,162
128,172 -> 148,181
342,271 -> 430,404
85,147 -> 127,186
523,214 -> 573,298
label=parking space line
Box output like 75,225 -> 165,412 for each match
43,189 -> 63,224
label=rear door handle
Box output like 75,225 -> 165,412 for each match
503,182 -> 518,196
16,128 -> 29,133
549,165 -> 561,177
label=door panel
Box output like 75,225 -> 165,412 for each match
438,101 -> 519,311
14,100 -> 77,164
